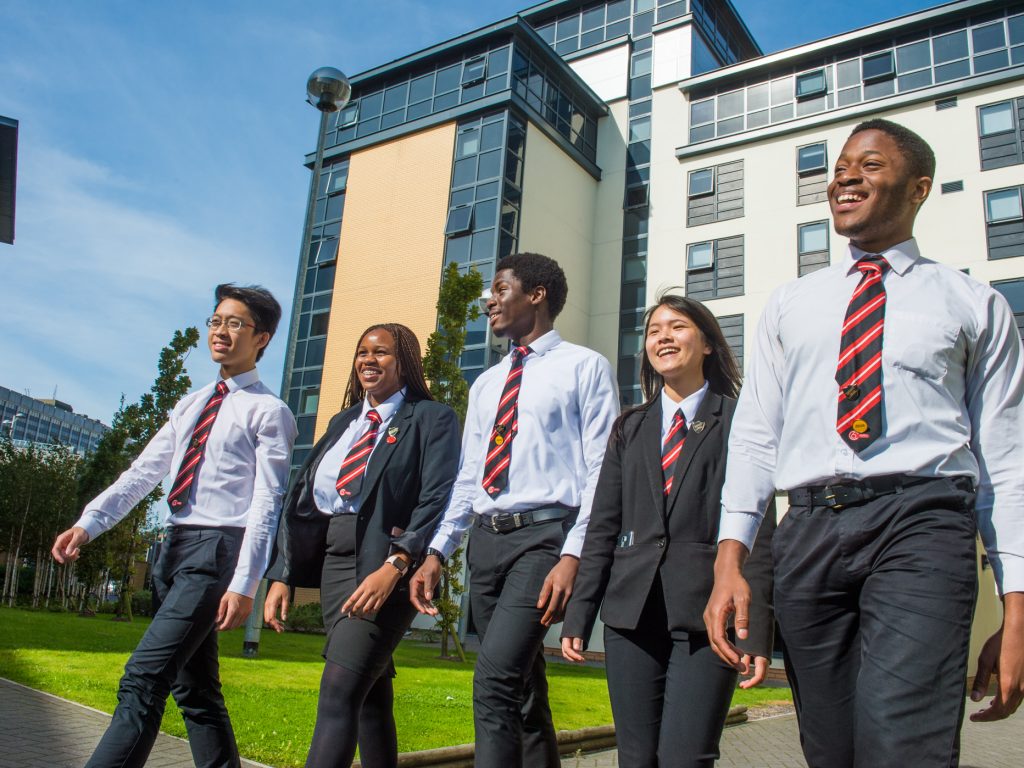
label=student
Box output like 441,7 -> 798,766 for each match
562,293 -> 774,768
263,323 -> 460,768
705,119 -> 1024,767
51,283 -> 297,768
410,253 -> 619,768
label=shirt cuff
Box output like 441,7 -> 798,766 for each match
560,533 -> 583,559
429,534 -> 457,561
227,575 -> 262,599
76,515 -> 107,543
717,509 -> 762,552
993,552 -> 1024,595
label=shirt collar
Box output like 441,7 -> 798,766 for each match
220,368 -> 259,393
510,329 -> 561,359
846,237 -> 919,277
362,387 -> 406,422
660,381 -> 709,433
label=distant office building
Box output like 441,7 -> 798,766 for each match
0,114 -> 16,245
1,385 -> 109,455
283,0 -> 1022,654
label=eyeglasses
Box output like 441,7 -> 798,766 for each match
206,317 -> 256,332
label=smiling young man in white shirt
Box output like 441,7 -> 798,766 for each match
705,120 -> 1024,767
52,283 -> 297,768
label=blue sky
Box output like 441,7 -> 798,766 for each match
0,0 -> 935,424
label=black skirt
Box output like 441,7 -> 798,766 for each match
320,513 -> 416,679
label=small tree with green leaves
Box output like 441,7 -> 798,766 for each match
421,262 -> 484,661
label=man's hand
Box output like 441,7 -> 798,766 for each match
216,591 -> 253,631
343,563 -> 402,617
561,636 -> 586,663
970,592 -> 1024,722
537,555 -> 579,627
410,555 -> 443,615
738,655 -> 770,689
51,526 -> 90,564
264,581 -> 291,633
704,539 -> 752,671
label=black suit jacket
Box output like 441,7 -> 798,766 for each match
562,390 -> 776,658
264,397 -> 460,589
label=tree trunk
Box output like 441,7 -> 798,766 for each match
2,528 -> 14,600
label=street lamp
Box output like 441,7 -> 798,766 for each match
250,67 -> 353,660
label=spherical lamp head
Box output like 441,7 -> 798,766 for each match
306,67 -> 352,113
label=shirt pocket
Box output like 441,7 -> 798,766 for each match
884,310 -> 960,382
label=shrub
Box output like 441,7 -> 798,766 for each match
131,590 -> 153,618
284,602 -> 324,633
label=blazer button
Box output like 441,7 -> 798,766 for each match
656,537 -> 666,548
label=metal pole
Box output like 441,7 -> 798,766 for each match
242,579 -> 268,658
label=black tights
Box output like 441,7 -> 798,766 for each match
305,660 -> 397,768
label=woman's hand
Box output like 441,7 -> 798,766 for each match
561,636 -> 586,663
343,564 -> 403,617
264,581 -> 291,633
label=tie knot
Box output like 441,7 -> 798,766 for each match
511,345 -> 531,363
216,381 -> 228,396
673,409 -> 686,428
856,255 -> 889,276
366,409 -> 382,425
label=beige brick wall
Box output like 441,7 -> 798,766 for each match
315,122 -> 456,439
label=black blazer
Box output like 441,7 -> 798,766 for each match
562,390 -> 776,659
265,397 -> 460,589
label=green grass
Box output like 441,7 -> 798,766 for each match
0,606 -> 790,767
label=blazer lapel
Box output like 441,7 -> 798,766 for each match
665,391 -> 722,515
638,400 -> 667,516
357,398 -> 414,506
295,405 -> 360,518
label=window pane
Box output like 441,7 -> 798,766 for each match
445,206 -> 474,235
1011,15 -> 1024,45
980,102 -> 1014,135
796,70 -> 827,98
798,143 -> 827,173
457,128 -> 480,158
556,15 -> 580,41
771,77 -> 793,105
799,222 -> 829,254
837,59 -> 860,88
747,83 -> 769,111
688,168 -> 714,196
974,49 -> 1009,74
629,116 -> 651,143
383,83 -> 408,112
933,30 -> 968,63
862,51 -> 895,81
435,65 -> 460,93
687,242 -> 714,270
691,98 -> 715,125
987,188 -> 1023,222
631,51 -> 653,77
718,89 -> 744,118
582,5 -> 605,31
309,312 -> 330,337
973,22 -> 1007,54
897,40 -> 931,72
463,57 -> 487,85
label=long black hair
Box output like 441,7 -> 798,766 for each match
611,292 -> 741,443
341,323 -> 433,409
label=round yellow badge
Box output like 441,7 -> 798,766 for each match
494,435 -> 504,445
852,419 -> 869,434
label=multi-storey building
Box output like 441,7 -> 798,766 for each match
283,0 -> 1021,657
0,113 -> 16,245
1,384 -> 109,456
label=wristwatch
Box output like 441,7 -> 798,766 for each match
425,547 -> 447,565
385,554 -> 410,575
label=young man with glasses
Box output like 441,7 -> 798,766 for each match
52,283 -> 297,768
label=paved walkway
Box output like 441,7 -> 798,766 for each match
3,677 -> 1021,767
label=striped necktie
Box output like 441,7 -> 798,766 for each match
836,255 -> 890,451
336,409 -> 382,498
168,381 -> 229,511
482,345 -> 530,498
661,409 -> 687,497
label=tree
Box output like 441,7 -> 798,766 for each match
75,327 -> 200,620
422,262 -> 484,661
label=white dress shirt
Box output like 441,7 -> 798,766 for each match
429,330 -> 619,559
312,388 -> 406,515
76,368 -> 298,598
720,239 -> 1024,594
660,382 -> 709,443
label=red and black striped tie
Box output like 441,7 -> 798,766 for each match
482,345 -> 530,498
336,409 -> 382,498
168,381 -> 228,511
661,409 -> 687,497
836,255 -> 890,451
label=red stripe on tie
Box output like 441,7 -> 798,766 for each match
481,455 -> 511,490
837,386 -> 883,431
839,351 -> 883,391
661,441 -> 684,469
837,320 -> 885,369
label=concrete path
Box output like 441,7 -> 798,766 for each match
2,676 -> 1021,767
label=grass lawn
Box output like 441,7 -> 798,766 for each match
0,606 -> 791,767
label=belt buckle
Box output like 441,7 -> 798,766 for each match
822,485 -> 844,510
491,513 -> 512,533
512,512 -> 523,529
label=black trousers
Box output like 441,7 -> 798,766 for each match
773,477 -> 977,768
467,516 -> 568,768
86,526 -> 243,768
604,576 -> 738,768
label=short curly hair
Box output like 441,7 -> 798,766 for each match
495,252 -> 568,319
849,118 -> 936,180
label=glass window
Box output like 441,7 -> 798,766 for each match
631,51 -> 653,77
796,70 -> 827,99
582,6 -> 605,31
607,0 -> 629,22
688,168 -> 714,197
462,56 -> 487,86
445,205 -> 474,235
457,127 -> 480,158
625,183 -> 650,209
629,116 -> 651,143
556,14 -> 580,41
435,64 -> 460,93
797,142 -> 827,174
299,389 -> 320,415
986,188 -> 1023,222
360,91 -> 384,118
687,242 -> 714,270
933,30 -> 968,63
837,59 -> 860,88
327,166 -> 348,194
798,221 -> 829,254
477,149 -> 502,181
747,83 -> 769,111
980,101 -> 1015,136
771,77 -> 793,105
338,103 -> 358,127
896,40 -> 931,72
862,51 -> 895,82
690,98 -> 715,125
718,89 -> 744,118
474,199 -> 498,229
409,74 -> 434,103
973,22 -> 1007,54
309,312 -> 330,337
383,83 -> 408,112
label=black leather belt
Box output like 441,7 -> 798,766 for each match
478,506 -> 577,534
788,474 -> 973,511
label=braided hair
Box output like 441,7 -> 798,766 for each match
341,323 -> 434,408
